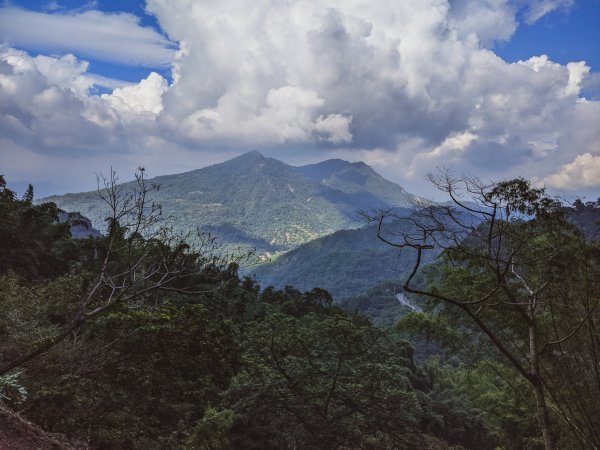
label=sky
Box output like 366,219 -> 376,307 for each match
0,0 -> 599,200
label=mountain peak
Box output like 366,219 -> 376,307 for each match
212,150 -> 276,173
296,158 -> 414,208
234,150 -> 266,161
297,158 -> 380,182
351,161 -> 370,169
298,159 -> 363,179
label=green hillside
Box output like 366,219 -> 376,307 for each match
246,219 -> 439,299
41,151 -> 417,255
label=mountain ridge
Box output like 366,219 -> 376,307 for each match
246,219 -> 435,299
297,158 -> 416,209
41,151 -> 417,255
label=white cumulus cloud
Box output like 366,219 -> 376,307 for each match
1,0 -> 599,197
102,72 -> 168,118
542,153 -> 600,189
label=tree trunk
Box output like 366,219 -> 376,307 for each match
533,377 -> 555,450
529,320 -> 554,450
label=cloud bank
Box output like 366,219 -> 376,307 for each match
0,7 -> 176,66
0,0 -> 598,197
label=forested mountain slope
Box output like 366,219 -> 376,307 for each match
247,219 -> 439,299
42,152 -> 417,255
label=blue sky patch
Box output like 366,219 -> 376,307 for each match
495,0 -> 600,71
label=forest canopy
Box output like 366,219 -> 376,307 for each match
0,173 -> 599,449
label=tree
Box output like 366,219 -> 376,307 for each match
22,300 -> 242,447
0,176 -> 74,278
365,173 -> 600,450
224,311 -> 426,449
0,168 -> 254,376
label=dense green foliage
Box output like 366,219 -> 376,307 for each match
339,281 -> 415,327
0,176 -> 76,279
0,176 -> 517,449
248,219 -> 436,299
386,179 -> 600,450
42,152 -> 416,256
3,175 -> 599,449
567,198 -> 600,242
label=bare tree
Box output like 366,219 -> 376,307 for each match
0,168 -> 255,376
363,171 -> 600,450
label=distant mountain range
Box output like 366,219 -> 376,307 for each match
42,151 -> 417,255
40,152 -> 600,307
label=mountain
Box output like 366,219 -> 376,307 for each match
297,159 -> 416,209
41,151 -> 417,254
246,219 -> 440,299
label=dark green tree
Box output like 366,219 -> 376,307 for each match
224,312 -> 427,449
367,173 -> 600,449
0,176 -> 74,279
0,169 -> 254,376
